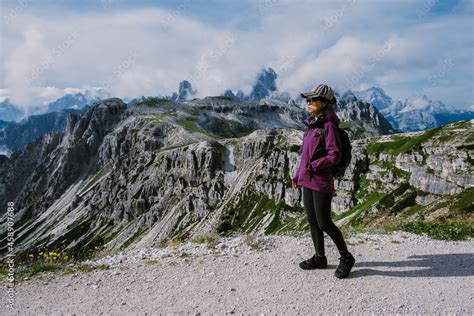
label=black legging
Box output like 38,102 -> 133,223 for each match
302,187 -> 349,257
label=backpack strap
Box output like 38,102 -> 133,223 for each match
318,126 -> 325,148
316,124 -> 326,152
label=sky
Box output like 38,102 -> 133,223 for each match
0,0 -> 473,113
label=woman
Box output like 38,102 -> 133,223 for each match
292,83 -> 355,279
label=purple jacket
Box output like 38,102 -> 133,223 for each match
293,107 -> 342,193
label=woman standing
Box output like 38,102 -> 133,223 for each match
292,84 -> 355,279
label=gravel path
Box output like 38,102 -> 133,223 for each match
2,231 -> 473,315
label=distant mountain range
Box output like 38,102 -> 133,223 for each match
0,69 -> 472,152
0,108 -> 84,156
0,88 -> 109,122
0,82 -> 395,157
219,69 -> 473,132
353,87 -> 474,132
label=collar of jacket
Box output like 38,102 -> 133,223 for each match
303,114 -> 325,128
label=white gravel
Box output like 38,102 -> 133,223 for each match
2,231 -> 473,315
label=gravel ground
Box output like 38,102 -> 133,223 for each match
2,231 -> 473,315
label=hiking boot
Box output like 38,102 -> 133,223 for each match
334,252 -> 355,278
299,254 -> 327,270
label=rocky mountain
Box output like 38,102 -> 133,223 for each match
173,80 -> 197,102
0,98 -> 23,122
128,80 -> 198,106
0,89 -> 108,122
336,91 -> 398,137
46,91 -> 103,113
0,96 -> 403,260
354,87 -> 474,132
224,68 -> 280,102
0,108 -> 83,155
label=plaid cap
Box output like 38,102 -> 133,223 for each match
300,84 -> 334,100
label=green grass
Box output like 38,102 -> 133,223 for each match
144,109 -> 177,122
377,183 -> 414,213
141,98 -> 172,107
288,144 -> 300,153
29,261 -> 63,276
97,263 -> 110,270
367,126 -> 442,157
199,116 -> 253,139
209,96 -> 235,101
217,191 -> 305,236
175,117 -> 220,140
121,225 -> 149,250
0,262 -> 63,279
339,120 -> 365,139
78,164 -> 112,197
192,234 -> 219,249
449,187 -> 474,213
145,259 -> 159,265
0,252 -> 98,281
333,192 -> 385,222
387,221 -> 473,241
78,264 -> 94,272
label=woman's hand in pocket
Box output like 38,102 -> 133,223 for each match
292,178 -> 301,190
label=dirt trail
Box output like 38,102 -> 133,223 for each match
2,231 -> 473,314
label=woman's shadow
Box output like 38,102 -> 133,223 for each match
349,253 -> 474,278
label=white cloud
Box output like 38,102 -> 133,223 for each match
0,1 -> 472,111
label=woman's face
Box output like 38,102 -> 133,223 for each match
306,98 -> 327,116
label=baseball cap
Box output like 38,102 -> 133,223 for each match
300,84 -> 334,100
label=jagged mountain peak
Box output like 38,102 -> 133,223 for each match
174,80 -> 196,102
341,90 -> 358,103
223,68 -> 279,102
353,86 -> 393,110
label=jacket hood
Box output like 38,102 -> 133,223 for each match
303,103 -> 340,127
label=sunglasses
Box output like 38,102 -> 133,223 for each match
306,97 -> 326,104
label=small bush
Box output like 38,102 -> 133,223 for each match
388,221 -> 473,241
192,234 -> 219,249
244,235 -> 262,250
145,259 -> 159,265
78,264 -> 94,273
97,264 -> 110,270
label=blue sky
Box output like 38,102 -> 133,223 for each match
0,0 -> 473,112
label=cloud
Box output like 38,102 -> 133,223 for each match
0,0 -> 472,110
